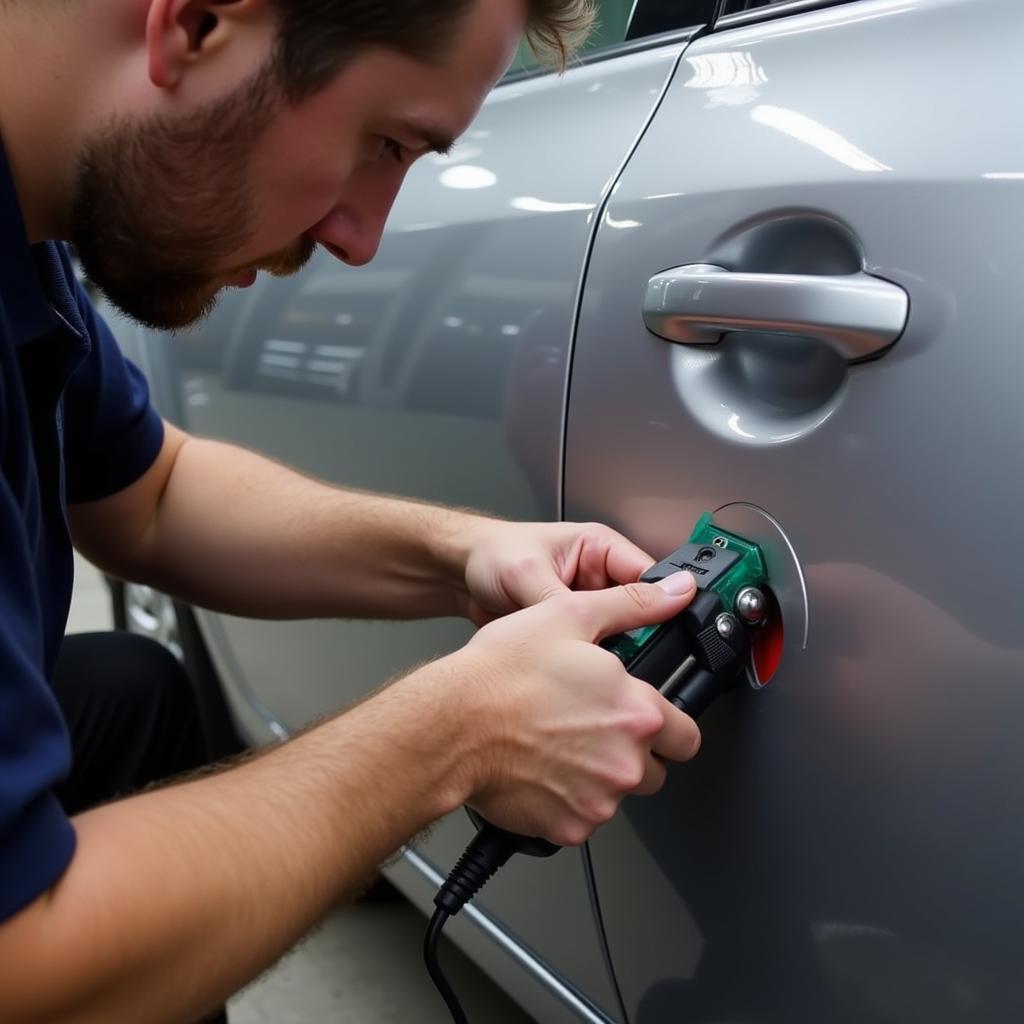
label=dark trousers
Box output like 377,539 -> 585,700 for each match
53,630 -> 229,1024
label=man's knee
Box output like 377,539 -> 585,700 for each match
54,631 -> 212,813
117,631 -> 196,718
56,631 -> 197,725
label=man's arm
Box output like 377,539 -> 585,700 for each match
68,422 -> 485,620
0,657 -> 474,1024
69,422 -> 658,622
0,576 -> 700,1024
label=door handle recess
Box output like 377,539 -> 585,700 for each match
643,264 -> 909,362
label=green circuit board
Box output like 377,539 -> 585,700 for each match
605,513 -> 768,665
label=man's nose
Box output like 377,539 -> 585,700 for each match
311,176 -> 403,267
309,207 -> 378,267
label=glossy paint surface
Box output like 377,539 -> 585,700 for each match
564,0 -> 1024,1019
129,41 -> 689,1022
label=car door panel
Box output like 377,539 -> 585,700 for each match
563,0 -> 1024,1019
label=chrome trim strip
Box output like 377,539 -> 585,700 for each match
717,0 -> 851,30
625,0 -> 642,37
400,847 -> 616,1024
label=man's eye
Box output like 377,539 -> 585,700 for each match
378,137 -> 406,164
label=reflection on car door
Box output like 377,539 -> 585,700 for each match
565,0 -> 1024,1020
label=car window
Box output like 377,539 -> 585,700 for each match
506,0 -> 637,76
626,0 -> 718,41
718,0 -> 852,21
721,0 -> 790,13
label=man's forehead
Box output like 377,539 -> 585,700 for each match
373,0 -> 522,129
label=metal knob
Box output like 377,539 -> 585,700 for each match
735,587 -> 767,625
715,613 -> 737,639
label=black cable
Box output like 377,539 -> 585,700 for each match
423,907 -> 469,1024
425,826 -> 524,1022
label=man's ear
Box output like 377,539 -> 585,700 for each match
146,0 -> 269,89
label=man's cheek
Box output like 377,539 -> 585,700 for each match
246,192 -> 339,260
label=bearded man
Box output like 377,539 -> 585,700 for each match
0,2 -> 700,1020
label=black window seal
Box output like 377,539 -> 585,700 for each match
714,0 -> 856,31
498,23 -> 705,87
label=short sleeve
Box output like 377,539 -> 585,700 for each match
62,282 -> 164,504
0,472 -> 76,922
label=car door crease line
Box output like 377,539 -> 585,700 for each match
556,27 -> 710,1024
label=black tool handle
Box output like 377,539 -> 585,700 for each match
666,666 -> 721,719
466,809 -> 561,859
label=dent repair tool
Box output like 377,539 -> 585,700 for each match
423,513 -> 774,1023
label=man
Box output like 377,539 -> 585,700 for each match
0,1 -> 701,1020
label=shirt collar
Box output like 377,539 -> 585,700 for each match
0,134 -> 67,346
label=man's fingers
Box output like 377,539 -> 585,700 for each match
575,531 -> 652,590
599,530 -> 657,586
632,752 -> 668,797
506,560 -> 570,608
651,699 -> 702,763
575,540 -> 617,591
566,572 -> 696,640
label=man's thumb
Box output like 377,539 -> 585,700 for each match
655,570 -> 698,597
577,571 -> 696,640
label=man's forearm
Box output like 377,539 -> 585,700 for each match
0,658 -> 475,1024
78,429 -> 491,620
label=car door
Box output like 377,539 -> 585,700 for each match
563,0 -> 1024,1020
121,3 -> 720,1020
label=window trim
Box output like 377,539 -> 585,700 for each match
498,0 -> 858,89
499,24 -> 705,86
715,0 -> 855,31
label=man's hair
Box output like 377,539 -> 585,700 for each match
269,0 -> 596,101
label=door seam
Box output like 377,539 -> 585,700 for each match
556,23 -> 712,1024
556,29 -> 704,524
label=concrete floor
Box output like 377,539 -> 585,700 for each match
69,556 -> 534,1024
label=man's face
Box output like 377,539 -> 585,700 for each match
73,0 -> 524,330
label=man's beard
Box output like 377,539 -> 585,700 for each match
71,65 -> 316,331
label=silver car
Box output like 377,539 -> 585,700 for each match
106,0 -> 1024,1019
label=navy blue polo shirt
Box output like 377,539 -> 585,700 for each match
0,139 -> 164,921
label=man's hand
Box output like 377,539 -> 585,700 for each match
442,569 -> 701,846
460,519 -> 657,625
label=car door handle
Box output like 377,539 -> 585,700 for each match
642,264 -> 909,362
